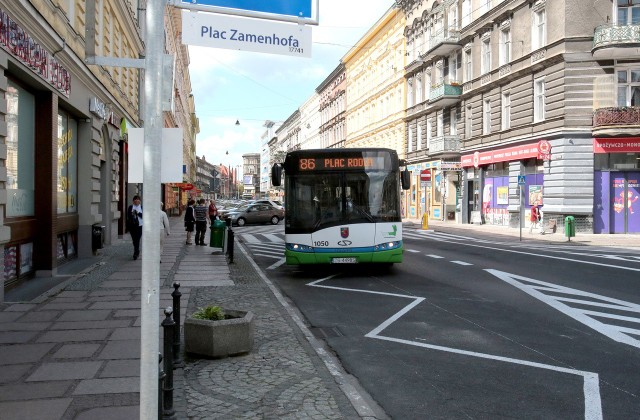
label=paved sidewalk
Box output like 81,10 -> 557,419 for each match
0,217 -> 379,419
403,217 -> 640,248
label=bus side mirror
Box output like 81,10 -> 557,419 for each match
271,164 -> 282,187
401,169 -> 411,190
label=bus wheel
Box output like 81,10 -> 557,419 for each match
270,216 -> 280,225
237,218 -> 246,227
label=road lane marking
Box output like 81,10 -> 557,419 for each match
451,260 -> 473,266
487,269 -> 640,350
308,275 -> 602,419
426,254 -> 444,259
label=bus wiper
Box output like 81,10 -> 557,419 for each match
354,206 -> 375,222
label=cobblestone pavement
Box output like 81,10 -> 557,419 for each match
180,244 -> 364,419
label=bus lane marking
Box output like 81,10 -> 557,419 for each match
308,275 -> 602,420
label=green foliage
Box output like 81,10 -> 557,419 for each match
192,305 -> 225,320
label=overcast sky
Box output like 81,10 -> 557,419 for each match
187,0 -> 395,173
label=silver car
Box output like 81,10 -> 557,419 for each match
226,203 -> 284,227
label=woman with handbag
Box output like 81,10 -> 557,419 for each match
184,199 -> 196,244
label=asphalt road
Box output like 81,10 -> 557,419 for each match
236,224 -> 640,419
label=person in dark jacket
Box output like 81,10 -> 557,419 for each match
194,198 -> 210,245
184,199 -> 196,244
126,195 -> 143,260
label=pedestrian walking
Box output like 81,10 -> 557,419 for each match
208,199 -> 218,220
160,202 -> 171,260
126,195 -> 143,260
529,204 -> 539,233
194,198 -> 210,245
184,199 -> 196,244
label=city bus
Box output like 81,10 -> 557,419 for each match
271,148 -> 410,265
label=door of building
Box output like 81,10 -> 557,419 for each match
611,171 -> 640,234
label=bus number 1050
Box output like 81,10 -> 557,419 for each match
313,241 -> 328,247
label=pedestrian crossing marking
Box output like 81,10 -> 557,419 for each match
487,269 -> 640,349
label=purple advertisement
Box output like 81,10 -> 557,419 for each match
611,172 -> 640,233
593,171 -> 609,234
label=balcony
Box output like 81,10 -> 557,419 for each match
593,106 -> 640,129
429,135 -> 461,157
429,82 -> 462,108
592,24 -> 640,60
424,28 -> 460,59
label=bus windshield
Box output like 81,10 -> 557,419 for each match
285,170 -> 401,233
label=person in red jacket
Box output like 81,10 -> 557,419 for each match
208,199 -> 218,220
529,204 -> 539,233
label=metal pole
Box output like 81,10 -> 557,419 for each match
171,282 -> 183,367
161,307 -> 176,419
140,0 -> 164,417
519,184 -> 523,242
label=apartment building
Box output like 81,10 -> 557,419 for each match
398,0 -> 640,234
343,7 -> 407,155
317,63 -> 347,149
0,0 -> 143,296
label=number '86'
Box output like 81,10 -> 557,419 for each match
300,159 -> 315,170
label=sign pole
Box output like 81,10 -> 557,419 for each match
140,0 -> 164,416
519,184 -> 523,242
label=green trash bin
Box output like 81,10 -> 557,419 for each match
564,216 -> 575,239
210,219 -> 226,248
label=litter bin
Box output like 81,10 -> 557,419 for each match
210,219 -> 226,248
92,224 -> 105,250
564,216 -> 575,239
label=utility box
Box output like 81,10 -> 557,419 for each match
92,224 -> 105,250
210,219 -> 226,248
564,216 -> 575,239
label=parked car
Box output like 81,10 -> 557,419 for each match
225,203 -> 284,226
251,199 -> 283,209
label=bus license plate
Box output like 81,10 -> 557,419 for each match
332,257 -> 357,264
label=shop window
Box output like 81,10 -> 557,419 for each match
57,232 -> 78,261
4,242 -> 35,285
6,80 -> 36,217
57,110 -> 78,213
486,162 -> 508,177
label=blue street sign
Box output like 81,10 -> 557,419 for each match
517,175 -> 526,186
182,0 -> 312,18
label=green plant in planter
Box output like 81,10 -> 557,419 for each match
192,305 -> 225,320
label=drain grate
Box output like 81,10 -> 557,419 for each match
309,326 -> 344,339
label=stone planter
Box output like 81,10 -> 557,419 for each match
184,309 -> 254,358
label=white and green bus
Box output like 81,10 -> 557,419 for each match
271,148 -> 410,265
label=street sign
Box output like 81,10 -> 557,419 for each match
181,11 -> 312,57
420,169 -> 431,182
518,175 -> 526,186
181,0 -> 313,18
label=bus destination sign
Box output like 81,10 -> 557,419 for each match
298,157 -> 385,171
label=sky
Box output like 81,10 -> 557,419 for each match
187,0 -> 395,173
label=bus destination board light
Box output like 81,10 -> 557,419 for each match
298,157 -> 386,171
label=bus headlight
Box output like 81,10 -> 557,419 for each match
286,243 -> 314,253
374,241 -> 401,251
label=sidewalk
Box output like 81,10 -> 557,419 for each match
0,217 -> 377,419
402,217 -> 640,248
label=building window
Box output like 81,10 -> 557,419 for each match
417,121 -> 422,150
500,27 -> 511,66
462,0 -> 471,27
482,37 -> 491,74
6,80 -> 36,217
450,108 -> 458,135
534,78 -> 545,122
483,99 -> 491,134
464,49 -> 472,82
450,52 -> 461,83
416,76 -> 423,104
617,68 -> 640,106
449,3 -> 458,29
501,92 -> 511,130
57,110 -> 78,214
437,113 -> 444,136
408,124 -> 413,153
465,104 -> 473,138
481,0 -> 491,14
617,1 -> 640,25
426,119 -> 432,149
407,78 -> 414,107
532,8 -> 546,50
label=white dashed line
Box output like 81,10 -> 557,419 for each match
451,260 -> 473,266
426,254 -> 444,259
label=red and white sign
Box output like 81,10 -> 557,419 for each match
462,141 -> 550,168
420,169 -> 431,182
594,137 -> 640,153
537,140 -> 551,160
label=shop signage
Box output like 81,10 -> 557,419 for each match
0,9 -> 71,97
461,142 -> 548,168
594,138 -> 640,153
176,183 -> 195,190
89,97 -> 120,127
440,162 -> 462,171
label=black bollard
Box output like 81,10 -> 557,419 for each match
158,353 -> 165,420
227,228 -> 234,263
161,307 -> 176,419
171,282 -> 183,368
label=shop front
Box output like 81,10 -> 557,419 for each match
461,141 -> 550,227
405,160 -> 461,222
593,138 -> 640,234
